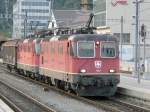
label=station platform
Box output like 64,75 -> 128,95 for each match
0,99 -> 14,112
0,59 -> 3,63
118,75 -> 150,101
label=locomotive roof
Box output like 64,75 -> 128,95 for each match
42,34 -> 118,42
69,34 -> 118,41
2,39 -> 20,46
42,35 -> 70,42
17,38 -> 41,44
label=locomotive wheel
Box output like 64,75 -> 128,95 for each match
31,73 -> 35,79
23,70 -> 27,77
35,74 -> 40,81
47,77 -> 52,86
50,78 -> 55,86
54,79 -> 61,88
37,75 -> 42,81
64,82 -> 69,91
64,82 -> 72,93
16,69 -> 21,74
39,75 -> 43,82
7,65 -> 12,72
27,72 -> 31,78
44,76 -> 49,84
19,69 -> 23,75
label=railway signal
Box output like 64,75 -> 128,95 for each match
140,24 -> 146,74
141,24 -> 146,41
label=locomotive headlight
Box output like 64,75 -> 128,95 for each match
109,69 -> 115,73
80,69 -> 86,73
96,41 -> 100,45
96,41 -> 100,46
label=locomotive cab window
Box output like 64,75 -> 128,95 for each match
35,42 -> 41,55
101,42 -> 116,58
20,45 -> 22,52
28,44 -> 30,52
24,44 -> 26,52
77,41 -> 95,58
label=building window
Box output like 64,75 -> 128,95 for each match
21,22 -> 48,27
94,0 -> 106,27
114,33 -> 130,44
22,2 -> 49,6
22,9 -> 49,13
21,16 -> 49,20
94,13 -> 106,27
94,0 -> 106,13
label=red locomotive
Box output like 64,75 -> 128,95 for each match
1,34 -> 120,96
17,39 -> 41,75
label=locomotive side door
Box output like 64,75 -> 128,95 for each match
34,39 -> 41,73
65,41 -> 70,82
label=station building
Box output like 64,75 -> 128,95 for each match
13,0 -> 51,38
93,0 -> 150,45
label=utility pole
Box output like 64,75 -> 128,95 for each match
24,11 -> 27,38
120,16 -> 123,61
143,30 -> 146,72
135,0 -> 140,83
134,0 -> 144,83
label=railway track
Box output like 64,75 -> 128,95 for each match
0,64 -> 150,112
0,76 -> 56,112
0,92 -> 23,112
109,97 -> 150,112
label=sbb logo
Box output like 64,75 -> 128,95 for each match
111,0 -> 128,6
95,61 -> 102,69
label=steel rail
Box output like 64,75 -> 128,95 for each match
1,64 -> 150,112
109,97 -> 150,112
0,93 -> 23,112
0,65 -> 121,112
0,78 -> 57,112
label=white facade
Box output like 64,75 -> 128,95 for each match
94,0 -> 150,44
13,0 -> 51,38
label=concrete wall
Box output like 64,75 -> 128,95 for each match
106,0 -> 150,44
107,0 -> 135,44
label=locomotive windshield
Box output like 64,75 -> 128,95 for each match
77,41 -> 95,58
101,42 -> 116,58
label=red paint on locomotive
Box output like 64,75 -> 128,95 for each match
17,39 -> 40,73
